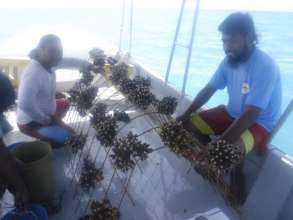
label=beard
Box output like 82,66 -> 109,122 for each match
226,45 -> 254,67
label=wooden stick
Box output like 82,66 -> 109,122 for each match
70,135 -> 97,188
107,97 -> 127,110
118,167 -> 135,208
152,146 -> 167,152
137,126 -> 161,137
100,146 -> 135,206
104,168 -> 117,198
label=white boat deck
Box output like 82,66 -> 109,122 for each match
1,63 -> 293,220
1,76 -> 241,220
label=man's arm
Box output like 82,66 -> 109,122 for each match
221,105 -> 261,144
57,58 -> 103,74
178,59 -> 227,122
177,84 -> 216,122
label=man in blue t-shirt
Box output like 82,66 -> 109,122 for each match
177,12 -> 282,204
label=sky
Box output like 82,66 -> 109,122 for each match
0,0 -> 293,12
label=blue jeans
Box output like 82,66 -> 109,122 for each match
37,125 -> 72,143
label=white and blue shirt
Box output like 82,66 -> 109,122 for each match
17,58 -> 91,125
209,47 -> 282,132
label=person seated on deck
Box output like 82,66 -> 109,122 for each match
0,72 -> 29,208
177,12 -> 282,204
17,34 -> 102,148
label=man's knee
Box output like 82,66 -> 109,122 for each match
182,116 -> 212,145
17,123 -> 38,138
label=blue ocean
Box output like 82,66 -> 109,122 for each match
0,8 -> 292,154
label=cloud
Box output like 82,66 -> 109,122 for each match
0,0 -> 292,11
0,26 -> 117,57
201,0 -> 293,12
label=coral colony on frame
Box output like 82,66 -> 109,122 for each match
63,49 -> 244,219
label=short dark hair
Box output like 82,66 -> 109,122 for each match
218,12 -> 258,43
37,34 -> 61,49
29,34 -> 61,59
0,72 -> 15,113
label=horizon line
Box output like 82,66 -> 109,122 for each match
0,7 -> 292,13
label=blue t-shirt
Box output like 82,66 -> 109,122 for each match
208,47 -> 282,132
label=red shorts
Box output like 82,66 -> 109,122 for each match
190,106 -> 269,153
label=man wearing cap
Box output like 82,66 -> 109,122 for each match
177,12 -> 282,203
17,34 -> 102,148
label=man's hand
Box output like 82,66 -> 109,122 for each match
62,124 -> 75,135
51,115 -> 75,135
176,113 -> 190,124
41,115 -> 52,126
221,105 -> 261,144
176,85 -> 216,124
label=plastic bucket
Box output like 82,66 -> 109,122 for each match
9,141 -> 55,203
